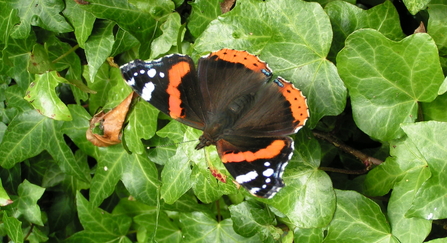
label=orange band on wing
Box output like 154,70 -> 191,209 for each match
167,61 -> 190,118
221,140 -> 286,163
276,78 -> 309,127
210,49 -> 270,73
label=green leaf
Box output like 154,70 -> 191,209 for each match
194,0 -> 347,126
0,109 -> 89,182
188,0 -> 222,39
229,200 -> 280,242
190,164 -> 222,203
403,0 -> 430,15
123,100 -> 158,154
28,44 -> 53,74
294,227 -> 324,242
325,0 -> 405,61
85,20 -> 115,82
150,13 -> 183,59
67,192 -> 132,243
388,170 -> 431,242
364,137 -> 429,196
80,0 -> 175,58
337,29 -> 444,141
402,121 -> 447,220
63,0 -> 96,49
422,93 -> 447,122
0,179 -> 12,206
0,34 -> 36,91
325,190 -> 399,242
427,4 -> 447,56
89,144 -> 131,207
180,211 -> 259,242
160,145 -> 193,204
11,0 -> 73,36
3,213 -> 23,243
24,71 -> 72,121
121,153 -> 160,206
17,180 -> 45,226
134,210 -> 182,242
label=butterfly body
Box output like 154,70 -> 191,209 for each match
121,49 -> 309,198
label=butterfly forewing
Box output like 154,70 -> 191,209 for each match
121,55 -> 206,130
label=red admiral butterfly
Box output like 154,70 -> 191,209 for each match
120,49 -> 309,198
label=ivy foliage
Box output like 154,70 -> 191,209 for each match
0,0 -> 447,242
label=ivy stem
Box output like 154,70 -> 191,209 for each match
52,44 -> 79,63
313,130 -> 383,169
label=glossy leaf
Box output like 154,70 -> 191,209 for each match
325,190 -> 399,242
325,0 -> 404,61
402,121 -> 447,220
337,29 -> 444,141
180,211 -> 259,242
24,71 -> 72,121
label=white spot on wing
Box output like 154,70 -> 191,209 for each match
159,72 -> 165,78
141,82 -> 155,101
127,77 -> 135,86
249,187 -> 261,194
148,68 -> 156,78
235,171 -> 258,184
139,69 -> 145,74
263,168 -> 274,177
264,162 -> 270,167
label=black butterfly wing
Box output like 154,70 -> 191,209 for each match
197,49 -> 309,137
216,135 -> 294,198
121,55 -> 206,130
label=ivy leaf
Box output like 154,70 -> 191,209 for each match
80,0 -> 174,58
123,100 -> 158,154
0,110 -> 90,182
0,34 -> 36,91
403,0 -> 430,15
229,200 -> 280,242
427,4 -> 447,56
179,211 -> 259,242
11,0 -> 73,37
402,121 -> 447,220
337,29 -> 444,141
325,190 -> 399,242
364,137 -> 429,196
422,93 -> 447,122
134,211 -> 182,242
121,153 -> 160,206
188,0 -> 222,39
325,1 -> 405,61
84,20 -> 115,82
24,71 -> 72,121
3,213 -> 23,243
63,0 -> 96,49
194,0 -> 347,127
89,144 -> 130,207
160,146 -> 193,204
149,13 -> 183,59
66,192 -> 132,243
17,180 -> 45,226
387,170 -> 431,242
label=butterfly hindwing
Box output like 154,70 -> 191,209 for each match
216,136 -> 294,198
